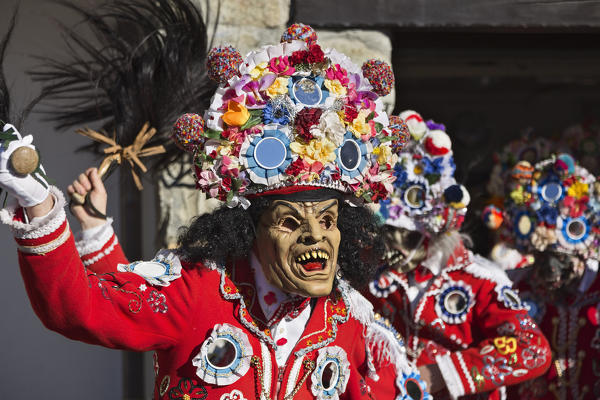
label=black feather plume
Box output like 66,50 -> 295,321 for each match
32,0 -> 217,181
0,8 -> 18,126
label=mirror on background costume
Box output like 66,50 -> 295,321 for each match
364,110 -> 552,399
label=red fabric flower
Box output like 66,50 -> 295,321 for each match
290,50 -> 308,65
307,44 -> 325,64
286,158 -> 306,177
295,107 -> 322,141
370,182 -> 388,202
344,105 -> 358,122
222,177 -> 232,191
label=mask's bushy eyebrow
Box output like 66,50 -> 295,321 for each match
272,201 -> 303,219
318,200 -> 338,216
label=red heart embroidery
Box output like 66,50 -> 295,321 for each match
587,304 -> 600,326
276,338 -> 288,346
264,291 -> 277,306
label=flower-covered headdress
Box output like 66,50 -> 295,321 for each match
374,110 -> 470,234
485,153 -> 600,263
172,24 -> 399,206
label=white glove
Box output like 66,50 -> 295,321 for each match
0,124 -> 50,207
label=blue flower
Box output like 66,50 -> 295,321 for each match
378,198 -> 391,220
393,164 -> 408,188
262,101 -> 291,125
536,205 -> 558,225
421,156 -> 444,175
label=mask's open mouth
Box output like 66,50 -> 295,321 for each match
295,249 -> 330,271
384,249 -> 406,266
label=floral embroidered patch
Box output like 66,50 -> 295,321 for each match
167,377 -> 207,400
219,389 -> 247,400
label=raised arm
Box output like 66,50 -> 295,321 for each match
0,123 -> 190,351
67,167 -> 128,273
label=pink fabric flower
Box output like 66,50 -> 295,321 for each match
326,64 -> 349,85
269,56 -> 295,75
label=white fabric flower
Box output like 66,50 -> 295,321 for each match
314,111 -> 346,147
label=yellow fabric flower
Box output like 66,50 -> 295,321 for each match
510,185 -> 529,205
373,145 -> 391,165
349,109 -> 371,139
249,62 -> 269,80
266,77 -> 290,98
567,180 -> 589,199
222,101 -> 250,127
324,79 -> 347,97
290,138 -> 336,164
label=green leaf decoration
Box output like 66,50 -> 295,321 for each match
240,109 -> 263,131
374,122 -> 383,134
204,129 -> 223,140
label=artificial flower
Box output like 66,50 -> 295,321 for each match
197,170 -> 220,198
562,195 -> 588,218
266,77 -> 291,98
530,225 -> 557,252
343,104 -> 358,123
325,64 -> 349,86
323,79 -> 347,97
285,159 -> 325,181
290,50 -> 308,65
222,101 -> 250,127
290,138 -> 336,165
510,185 -> 530,205
250,62 -> 270,80
307,44 -> 325,64
567,180 -> 589,199
269,56 -> 295,75
313,110 -> 345,147
421,156 -> 445,176
295,107 -> 322,141
392,164 -> 408,188
263,101 -> 291,125
373,145 -> 392,165
349,109 -> 376,139
536,204 -> 558,225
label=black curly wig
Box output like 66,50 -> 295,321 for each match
177,196 -> 384,290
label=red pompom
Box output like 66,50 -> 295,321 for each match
172,113 -> 205,153
207,46 -> 243,85
361,59 -> 395,96
281,23 -> 318,46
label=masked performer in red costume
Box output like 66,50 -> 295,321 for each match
364,110 -> 551,399
485,152 -> 600,400
0,25 -> 435,399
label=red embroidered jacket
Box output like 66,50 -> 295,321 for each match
5,191 -> 418,400
509,272 -> 600,399
364,243 -> 552,400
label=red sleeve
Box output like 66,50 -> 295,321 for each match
435,279 -> 552,398
16,216 -> 194,352
73,219 -> 129,273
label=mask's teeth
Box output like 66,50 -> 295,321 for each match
311,250 -> 317,259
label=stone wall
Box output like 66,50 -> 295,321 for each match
158,0 -> 393,247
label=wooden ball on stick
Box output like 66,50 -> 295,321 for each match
10,147 -> 39,176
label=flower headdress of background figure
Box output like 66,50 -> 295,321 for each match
0,9 -> 430,398
372,109 -> 470,272
484,146 -> 600,399
484,152 -> 600,296
364,110 -> 552,399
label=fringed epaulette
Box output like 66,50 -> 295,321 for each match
465,253 -> 512,287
